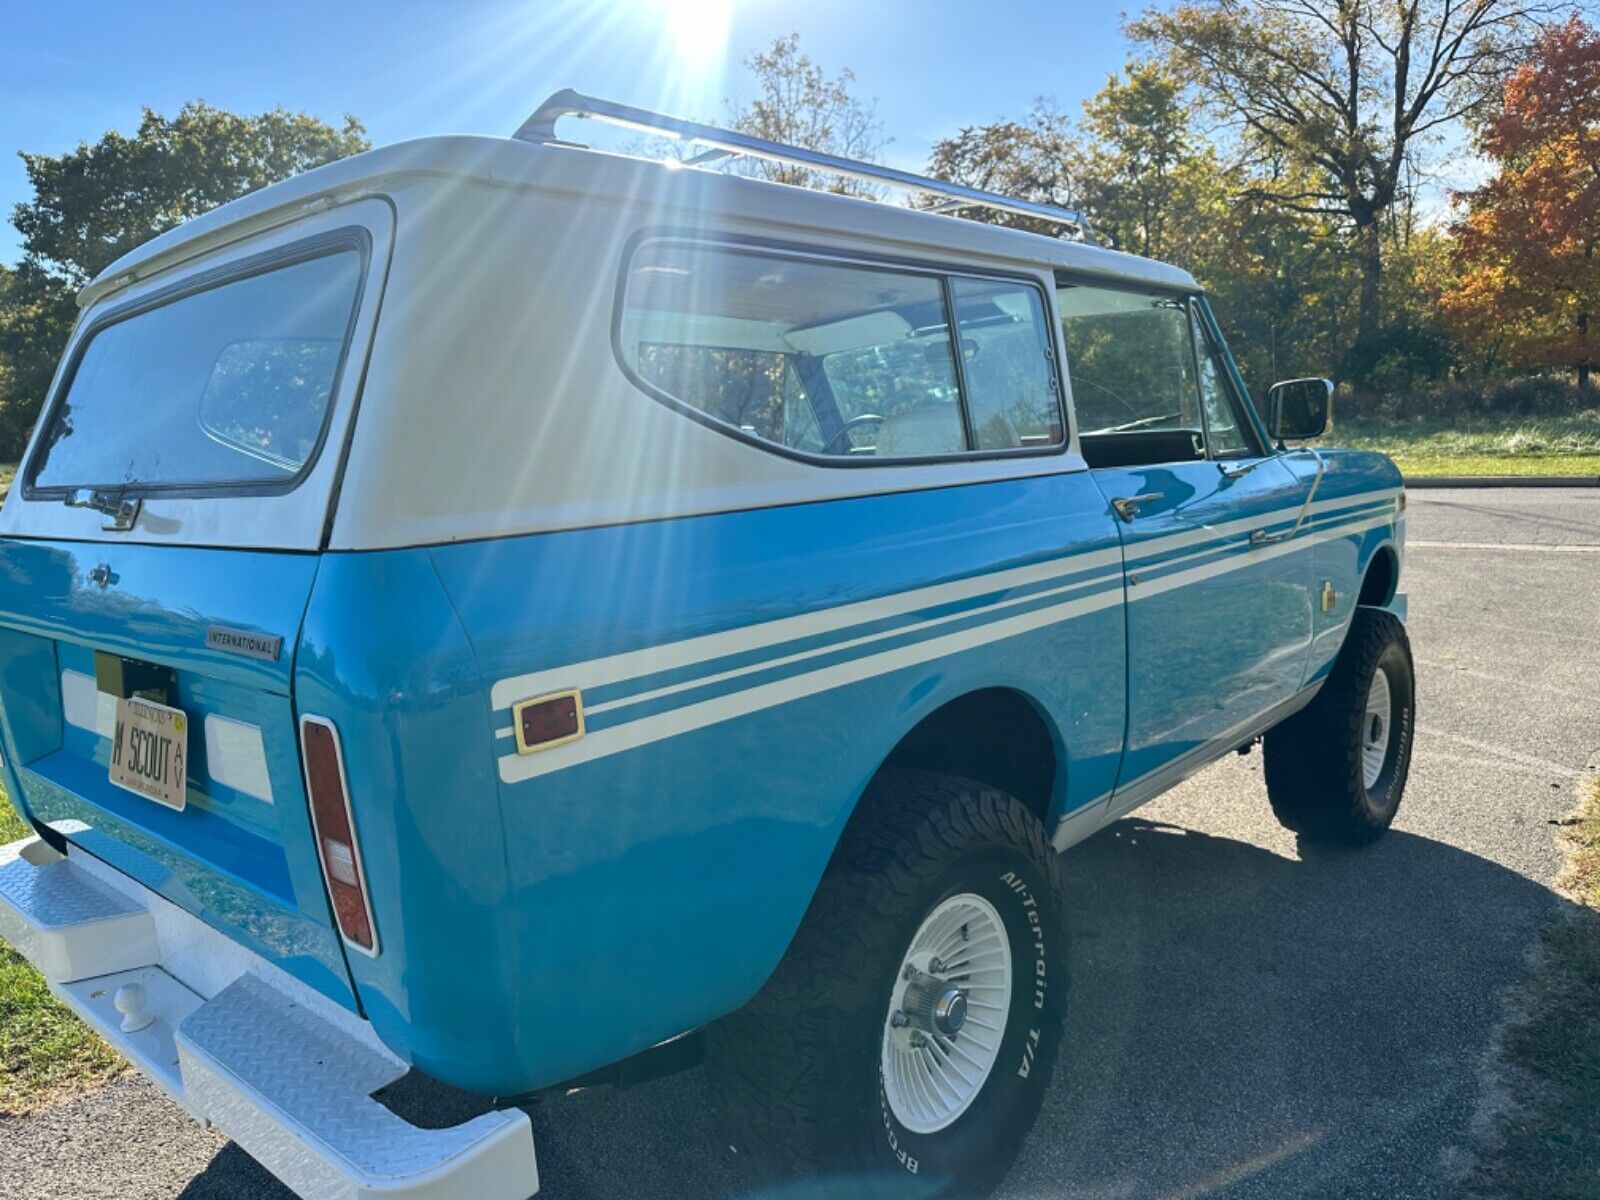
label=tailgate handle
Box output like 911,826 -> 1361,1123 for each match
66,488 -> 141,532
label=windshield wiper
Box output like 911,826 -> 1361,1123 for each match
65,488 -> 141,532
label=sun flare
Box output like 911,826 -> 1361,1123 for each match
648,0 -> 734,71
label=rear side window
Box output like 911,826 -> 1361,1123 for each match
29,245 -> 365,495
616,240 -> 1062,461
951,277 -> 1063,450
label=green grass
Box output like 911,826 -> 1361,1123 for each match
0,462 -> 13,502
1469,781 -> 1600,1197
1332,412 -> 1600,477
0,789 -> 124,1114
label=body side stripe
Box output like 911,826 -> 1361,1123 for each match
487,543 -> 1125,709
582,561 -> 1126,719
496,509 -> 1398,781
489,487 -> 1401,714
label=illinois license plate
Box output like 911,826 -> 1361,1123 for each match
110,697 -> 188,811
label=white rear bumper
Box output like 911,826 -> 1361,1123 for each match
0,836 -> 538,1200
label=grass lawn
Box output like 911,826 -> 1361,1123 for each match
0,791 -> 124,1115
1469,780 -> 1600,1197
1332,412 -> 1600,477
0,462 -> 14,501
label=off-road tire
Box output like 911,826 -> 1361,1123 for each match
1264,607 -> 1415,844
706,769 -> 1069,1198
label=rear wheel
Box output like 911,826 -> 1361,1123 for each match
707,770 -> 1068,1198
1264,608 -> 1415,843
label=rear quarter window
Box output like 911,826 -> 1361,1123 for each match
28,239 -> 366,497
615,239 -> 1064,463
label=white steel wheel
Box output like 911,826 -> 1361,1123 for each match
880,892 -> 1013,1135
1362,666 -> 1393,790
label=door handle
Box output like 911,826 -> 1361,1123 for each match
1111,492 -> 1164,522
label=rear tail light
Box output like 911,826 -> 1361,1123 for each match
299,715 -> 378,955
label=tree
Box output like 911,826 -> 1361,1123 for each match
1079,61 -> 1214,258
926,103 -> 1086,234
1443,17 -> 1600,386
1130,0 -> 1546,374
0,102 -> 368,458
727,33 -> 886,194
924,65 -> 1354,391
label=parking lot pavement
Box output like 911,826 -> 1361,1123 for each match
3,488 -> 1597,1200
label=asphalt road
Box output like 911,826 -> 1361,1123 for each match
4,488 -> 1597,1200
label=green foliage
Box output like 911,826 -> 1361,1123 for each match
0,102 -> 369,461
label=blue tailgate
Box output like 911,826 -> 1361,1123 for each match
0,537 -> 357,1009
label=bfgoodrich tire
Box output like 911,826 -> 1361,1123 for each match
706,770 -> 1069,1198
1264,607 -> 1416,844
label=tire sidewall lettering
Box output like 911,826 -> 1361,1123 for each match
879,856 -> 1061,1176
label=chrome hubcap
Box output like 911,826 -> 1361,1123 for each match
1362,667 -> 1392,790
881,893 -> 1012,1135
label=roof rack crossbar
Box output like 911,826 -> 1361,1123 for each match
514,89 -> 1096,243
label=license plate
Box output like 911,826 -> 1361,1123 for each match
110,697 -> 188,811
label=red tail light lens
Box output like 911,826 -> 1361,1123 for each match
299,716 -> 377,955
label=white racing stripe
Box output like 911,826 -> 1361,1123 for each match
488,544 -> 1125,709
498,508 -> 1396,783
490,488 -> 1400,716
583,560 -> 1125,718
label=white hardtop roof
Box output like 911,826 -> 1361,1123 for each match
82,128 -> 1199,310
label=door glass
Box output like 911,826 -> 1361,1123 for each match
1193,315 -> 1253,457
1057,282 -> 1203,467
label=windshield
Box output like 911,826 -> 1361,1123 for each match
29,247 -> 364,494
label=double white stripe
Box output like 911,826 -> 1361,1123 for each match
491,489 -> 1397,714
495,493 -> 1399,784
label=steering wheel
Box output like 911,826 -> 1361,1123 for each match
822,413 -> 885,455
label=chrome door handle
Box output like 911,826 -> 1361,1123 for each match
1111,492 -> 1164,522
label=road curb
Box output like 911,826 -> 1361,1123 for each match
1403,475 -> 1600,489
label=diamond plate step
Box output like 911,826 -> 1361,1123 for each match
0,837 -> 157,982
0,839 -> 538,1200
178,976 -> 535,1200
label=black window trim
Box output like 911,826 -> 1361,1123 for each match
23,226 -> 373,503
611,231 -> 1071,469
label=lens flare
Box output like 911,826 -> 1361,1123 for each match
649,0 -> 734,71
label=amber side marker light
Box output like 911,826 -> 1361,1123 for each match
300,715 -> 378,955
513,689 -> 585,755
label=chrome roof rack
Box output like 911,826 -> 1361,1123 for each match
514,89 -> 1097,243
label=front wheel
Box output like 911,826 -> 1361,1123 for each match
706,770 -> 1069,1198
1264,607 -> 1416,843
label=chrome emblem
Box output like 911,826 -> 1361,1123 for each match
205,626 -> 283,662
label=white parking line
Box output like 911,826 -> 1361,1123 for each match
1408,540 -> 1600,552
1424,729 -> 1585,780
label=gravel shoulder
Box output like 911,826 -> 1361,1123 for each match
3,489 -> 1596,1199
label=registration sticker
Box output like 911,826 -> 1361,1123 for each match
110,697 -> 188,811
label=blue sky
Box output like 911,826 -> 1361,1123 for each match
0,0 -> 1155,265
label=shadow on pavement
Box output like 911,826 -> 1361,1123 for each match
178,816 -> 1563,1200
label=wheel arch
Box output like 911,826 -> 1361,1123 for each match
1358,541 -> 1400,609
870,685 -> 1065,829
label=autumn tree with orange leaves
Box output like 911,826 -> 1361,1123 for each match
1444,18 -> 1600,388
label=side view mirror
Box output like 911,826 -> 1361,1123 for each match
1267,377 -> 1333,442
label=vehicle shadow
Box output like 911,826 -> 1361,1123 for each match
179,815 -> 1565,1200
